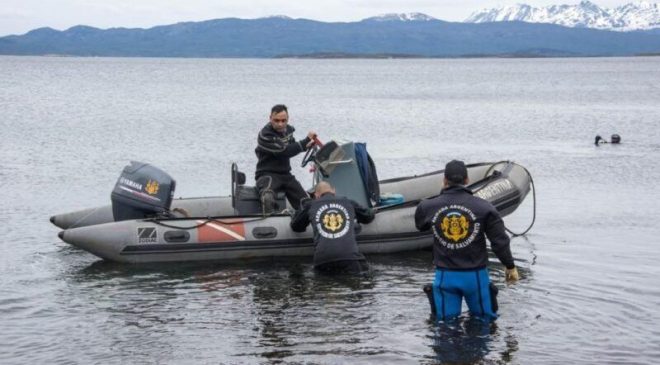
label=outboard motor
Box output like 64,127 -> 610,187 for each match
111,161 -> 176,221
611,134 -> 621,144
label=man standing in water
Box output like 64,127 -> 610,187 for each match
255,104 -> 317,214
290,181 -> 374,274
415,160 -> 519,321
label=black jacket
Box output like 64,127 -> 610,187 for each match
290,193 -> 375,266
414,185 -> 515,270
255,123 -> 311,178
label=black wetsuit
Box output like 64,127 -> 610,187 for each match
255,123 -> 311,211
290,193 -> 374,274
415,185 -> 515,271
414,185 -> 515,320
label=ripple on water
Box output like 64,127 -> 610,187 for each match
3,57 -> 660,364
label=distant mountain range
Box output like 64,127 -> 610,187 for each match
363,13 -> 438,22
1,7 -> 660,58
466,1 -> 659,31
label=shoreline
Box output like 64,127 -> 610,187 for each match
1,52 -> 659,59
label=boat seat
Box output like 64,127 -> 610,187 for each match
231,163 -> 286,215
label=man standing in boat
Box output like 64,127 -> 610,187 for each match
255,104 -> 317,214
414,160 -> 519,321
290,181 -> 374,274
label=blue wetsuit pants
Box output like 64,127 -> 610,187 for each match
433,268 -> 497,321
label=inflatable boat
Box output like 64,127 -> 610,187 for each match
52,140 -> 533,264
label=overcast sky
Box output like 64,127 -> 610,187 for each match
0,0 -> 633,36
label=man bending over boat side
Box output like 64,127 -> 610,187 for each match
290,181 -> 374,274
415,160 -> 519,321
255,104 -> 317,214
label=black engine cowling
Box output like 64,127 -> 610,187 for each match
111,161 -> 175,221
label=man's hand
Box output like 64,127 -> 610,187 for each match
505,267 -> 519,282
299,196 -> 312,207
306,131 -> 318,148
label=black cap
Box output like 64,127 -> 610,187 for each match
444,160 -> 468,184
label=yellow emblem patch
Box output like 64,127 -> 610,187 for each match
322,212 -> 344,232
145,180 -> 159,195
441,214 -> 470,242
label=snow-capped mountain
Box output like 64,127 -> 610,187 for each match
465,1 -> 659,31
261,15 -> 292,20
362,13 -> 437,22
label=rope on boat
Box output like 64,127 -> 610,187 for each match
468,160 -> 537,237
145,162 -> 536,236
505,162 -> 536,237
375,160 -> 537,237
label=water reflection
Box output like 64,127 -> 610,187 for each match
427,316 -> 518,365
60,256 -> 388,362
59,248 -> 533,364
249,262 -> 377,361
415,241 -> 533,365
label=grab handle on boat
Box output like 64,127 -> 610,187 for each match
253,226 -> 278,239
325,158 -> 353,165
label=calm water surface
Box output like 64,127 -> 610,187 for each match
1,56 -> 660,364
